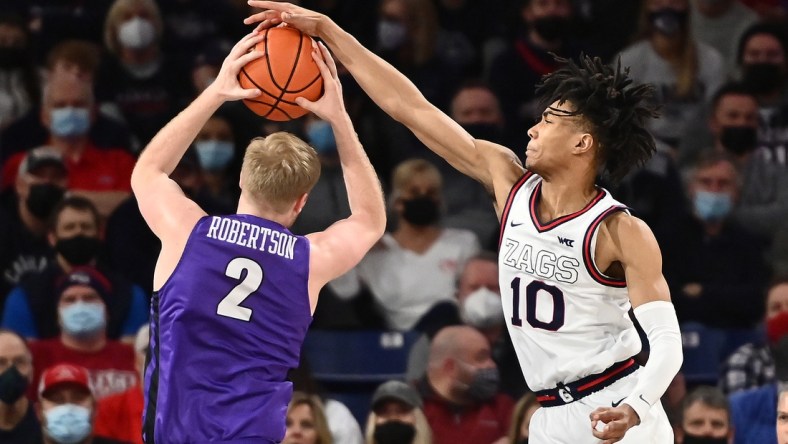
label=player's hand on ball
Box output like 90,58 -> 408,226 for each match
589,404 -> 640,444
207,31 -> 265,102
245,1 -> 326,37
294,41 -> 344,123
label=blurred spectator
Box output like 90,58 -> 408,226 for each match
571,0 -> 646,61
0,13 -> 39,130
2,196 -> 148,342
93,324 -> 148,444
504,393 -> 540,444
661,152 -> 768,328
29,268 -> 138,400
330,159 -> 479,331
691,0 -> 759,73
618,0 -> 725,150
740,0 -> 787,18
720,277 -> 788,394
283,391 -> 333,444
36,363 -> 127,444
418,326 -> 513,444
193,114 -> 241,210
0,329 -> 41,443
674,385 -> 733,444
779,387 -> 788,444
365,380 -> 432,444
23,1 -> 114,63
0,147 -> 65,301
95,0 -> 191,149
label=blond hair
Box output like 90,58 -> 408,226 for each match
391,158 -> 442,199
104,0 -> 164,56
364,407 -> 432,444
241,132 -> 321,212
287,392 -> 333,444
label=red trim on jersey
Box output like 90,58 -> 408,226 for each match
536,394 -> 556,403
528,181 -> 606,233
577,358 -> 636,391
498,171 -> 534,249
582,206 -> 628,288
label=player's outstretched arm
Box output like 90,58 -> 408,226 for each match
301,42 -> 386,311
590,214 -> 682,443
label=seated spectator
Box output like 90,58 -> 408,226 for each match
29,268 -> 138,400
720,277 -> 788,394
674,386 -> 733,444
418,326 -> 513,444
505,393 -> 540,444
331,159 -> 479,331
779,387 -> 788,444
2,196 -> 148,342
94,325 -> 148,444
690,0 -> 759,73
36,363 -> 127,444
0,13 -> 38,130
365,380 -> 432,444
0,329 -> 41,443
0,147 -> 66,300
282,391 -> 333,444
193,114 -> 241,210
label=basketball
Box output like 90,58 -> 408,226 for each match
238,27 -> 324,121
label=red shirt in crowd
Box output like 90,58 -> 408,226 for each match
95,385 -> 144,444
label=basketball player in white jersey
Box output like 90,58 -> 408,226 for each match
245,4 -> 684,443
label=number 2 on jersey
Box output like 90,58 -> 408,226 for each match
217,257 -> 264,321
510,277 -> 565,331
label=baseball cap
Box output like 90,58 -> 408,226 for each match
371,380 -> 422,411
38,363 -> 91,398
55,267 -> 112,300
18,146 -> 67,176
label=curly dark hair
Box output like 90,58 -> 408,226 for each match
535,55 -> 659,182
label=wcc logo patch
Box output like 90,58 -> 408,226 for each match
557,236 -> 574,247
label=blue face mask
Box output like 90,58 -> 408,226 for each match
60,302 -> 106,337
306,120 -> 336,155
44,404 -> 92,444
194,140 -> 234,171
693,190 -> 732,222
49,107 -> 90,138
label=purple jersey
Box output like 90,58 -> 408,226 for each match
143,215 -> 312,444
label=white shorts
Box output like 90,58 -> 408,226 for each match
529,368 -> 673,443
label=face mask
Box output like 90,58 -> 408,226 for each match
194,140 -> 234,172
467,366 -> 500,402
26,183 -> 66,220
373,420 -> 416,444
44,404 -> 92,444
767,311 -> 788,345
0,365 -> 29,404
378,20 -> 408,51
307,120 -> 337,155
461,287 -> 503,328
54,235 -> 101,266
49,107 -> 90,138
118,17 -> 156,50
742,63 -> 783,94
693,190 -> 732,222
401,196 -> 440,226
648,8 -> 688,37
0,47 -> 26,69
681,433 -> 728,444
720,126 -> 757,155
60,301 -> 106,338
532,16 -> 570,42
461,123 -> 503,144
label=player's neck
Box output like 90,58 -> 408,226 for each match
537,179 -> 598,222
236,195 -> 293,227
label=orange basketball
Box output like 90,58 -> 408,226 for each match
238,27 -> 324,121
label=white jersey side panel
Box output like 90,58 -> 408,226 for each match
498,173 -> 641,391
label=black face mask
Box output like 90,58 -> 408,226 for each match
26,183 -> 66,220
742,63 -> 783,94
649,8 -> 688,37
461,123 -> 504,144
720,126 -> 758,155
532,16 -> 570,42
0,47 -> 26,69
55,235 -> 101,266
0,365 -> 29,405
401,196 -> 440,226
681,433 -> 728,444
373,421 -> 416,444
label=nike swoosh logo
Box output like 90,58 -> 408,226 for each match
510,221 -> 524,227
611,397 -> 625,408
639,394 -> 649,405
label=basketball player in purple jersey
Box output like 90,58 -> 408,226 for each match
247,4 -> 684,443
131,31 -> 385,443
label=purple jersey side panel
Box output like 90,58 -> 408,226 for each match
143,215 -> 312,443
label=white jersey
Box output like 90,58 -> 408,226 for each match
498,173 -> 641,391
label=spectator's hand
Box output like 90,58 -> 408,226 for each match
682,283 -> 702,298
294,41 -> 345,124
245,1 -> 328,37
589,404 -> 640,444
205,31 -> 265,102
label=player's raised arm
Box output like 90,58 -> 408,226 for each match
301,42 -> 386,308
244,1 -> 522,191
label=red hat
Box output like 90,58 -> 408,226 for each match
38,364 -> 91,398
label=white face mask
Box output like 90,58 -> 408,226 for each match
118,17 -> 156,50
461,287 -> 502,328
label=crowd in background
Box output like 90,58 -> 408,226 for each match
0,0 -> 788,443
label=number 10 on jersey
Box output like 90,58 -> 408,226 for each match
510,278 -> 565,331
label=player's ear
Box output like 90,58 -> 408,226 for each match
573,133 -> 593,155
293,193 -> 309,214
